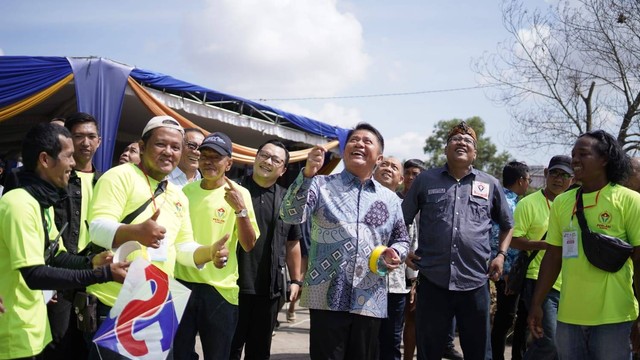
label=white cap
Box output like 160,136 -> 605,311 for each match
141,115 -> 185,137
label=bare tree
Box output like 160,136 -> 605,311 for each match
473,0 -> 640,153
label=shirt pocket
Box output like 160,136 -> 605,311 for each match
424,193 -> 448,222
468,195 -> 490,225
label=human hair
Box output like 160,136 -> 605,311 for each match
403,158 -> 426,172
22,123 -> 72,172
257,139 -> 290,167
502,161 -> 530,187
184,128 -> 205,137
64,112 -> 99,133
579,130 -> 630,184
346,122 -> 385,153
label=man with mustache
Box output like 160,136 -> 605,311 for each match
402,121 -> 514,360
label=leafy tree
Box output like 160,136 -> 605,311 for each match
474,0 -> 640,153
423,117 -> 512,178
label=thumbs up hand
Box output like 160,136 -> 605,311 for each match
137,209 -> 166,249
211,234 -> 231,269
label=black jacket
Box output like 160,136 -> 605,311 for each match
54,168 -> 101,254
240,176 -> 301,299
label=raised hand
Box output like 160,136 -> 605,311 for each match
303,145 -> 327,178
136,209 -> 166,249
211,234 -> 231,269
223,177 -> 245,213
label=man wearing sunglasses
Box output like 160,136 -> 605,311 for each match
510,155 -> 574,360
168,128 -> 204,189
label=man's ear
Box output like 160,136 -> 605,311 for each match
38,151 -> 51,169
225,157 -> 233,171
544,168 -> 549,178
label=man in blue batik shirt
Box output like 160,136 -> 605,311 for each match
490,161 -> 531,360
281,122 -> 409,360
402,121 -> 514,360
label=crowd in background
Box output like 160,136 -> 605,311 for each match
1,115 -> 640,360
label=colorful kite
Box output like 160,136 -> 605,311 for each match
93,258 -> 191,359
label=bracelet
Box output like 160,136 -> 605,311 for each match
291,280 -> 303,287
497,250 -> 507,259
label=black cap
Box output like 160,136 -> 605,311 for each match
548,155 -> 573,175
199,132 -> 233,156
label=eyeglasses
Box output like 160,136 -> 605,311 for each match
521,176 -> 533,184
448,135 -> 475,146
549,170 -> 573,180
185,141 -> 200,151
257,151 -> 285,167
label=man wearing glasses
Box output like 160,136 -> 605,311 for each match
402,121 -> 514,359
509,155 -> 573,360
230,140 -> 303,360
168,128 -> 204,189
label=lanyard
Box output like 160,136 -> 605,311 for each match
137,164 -> 159,212
571,187 -> 602,220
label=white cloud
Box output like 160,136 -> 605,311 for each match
182,0 -> 370,98
275,101 -> 362,128
384,131 -> 426,161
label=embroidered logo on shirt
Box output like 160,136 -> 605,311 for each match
597,210 -> 612,230
213,207 -> 226,224
472,181 -> 490,200
427,188 -> 446,195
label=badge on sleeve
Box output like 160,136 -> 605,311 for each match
472,181 -> 490,200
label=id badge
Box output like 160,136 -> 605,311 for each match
562,229 -> 579,258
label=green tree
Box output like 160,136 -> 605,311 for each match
423,117 -> 512,178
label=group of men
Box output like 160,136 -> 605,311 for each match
2,114 -> 640,360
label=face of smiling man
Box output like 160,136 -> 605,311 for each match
253,143 -> 287,187
374,157 -> 404,191
344,129 -> 383,181
178,130 -> 205,177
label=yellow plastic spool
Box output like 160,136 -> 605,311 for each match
369,245 -> 388,276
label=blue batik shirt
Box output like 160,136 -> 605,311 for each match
490,188 -> 520,275
280,169 -> 410,318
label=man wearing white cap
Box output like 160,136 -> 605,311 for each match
86,115 -> 230,360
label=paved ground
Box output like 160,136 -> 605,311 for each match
194,306 -> 498,360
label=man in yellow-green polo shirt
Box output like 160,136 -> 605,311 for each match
0,123 -> 127,360
511,155 -> 573,360
529,130 -> 640,360
87,116 -> 230,360
174,131 -> 259,360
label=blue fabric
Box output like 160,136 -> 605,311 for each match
68,58 -> 133,173
556,321 -> 633,360
0,56 -> 349,170
490,188 -> 520,275
0,56 -> 72,108
130,68 -> 349,142
522,279 -> 559,360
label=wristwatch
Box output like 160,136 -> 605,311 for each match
235,209 -> 248,218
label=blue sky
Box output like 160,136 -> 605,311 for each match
0,0 -> 561,167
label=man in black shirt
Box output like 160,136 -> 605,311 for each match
230,140 -> 303,360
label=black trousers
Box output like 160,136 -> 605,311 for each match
43,294 -> 88,360
229,293 -> 280,360
309,309 -> 381,360
491,279 -> 521,360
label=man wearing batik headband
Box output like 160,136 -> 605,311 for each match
402,121 -> 514,360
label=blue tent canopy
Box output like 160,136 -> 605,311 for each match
0,56 -> 349,172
